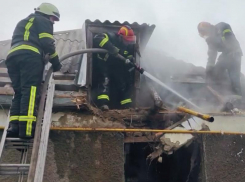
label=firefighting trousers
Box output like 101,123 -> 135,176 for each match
97,60 -> 134,107
6,53 -> 44,138
215,53 -> 242,96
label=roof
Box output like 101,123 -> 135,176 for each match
84,19 -> 156,51
0,19 -> 156,86
0,29 -> 83,73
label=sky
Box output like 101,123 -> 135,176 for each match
1,0 -> 245,72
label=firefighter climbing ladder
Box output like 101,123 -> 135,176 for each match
0,49 -> 109,182
0,69 -> 55,182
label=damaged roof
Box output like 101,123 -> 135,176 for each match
0,19 -> 155,74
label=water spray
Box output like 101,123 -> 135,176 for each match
117,54 -> 201,110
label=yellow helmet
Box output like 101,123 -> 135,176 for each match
35,3 -> 60,21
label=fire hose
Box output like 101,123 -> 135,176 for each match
177,106 -> 214,122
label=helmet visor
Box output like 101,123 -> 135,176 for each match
53,11 -> 60,21
122,35 -> 136,44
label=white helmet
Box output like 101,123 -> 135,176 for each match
35,3 -> 60,21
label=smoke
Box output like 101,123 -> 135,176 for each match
1,0 -> 245,74
1,0 -> 244,110
133,0 -> 245,111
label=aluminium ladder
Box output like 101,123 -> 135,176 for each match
0,48 -> 109,182
0,70 -> 54,182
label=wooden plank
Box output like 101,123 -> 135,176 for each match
0,87 -> 85,97
0,68 -> 76,80
0,68 -> 8,77
35,79 -> 55,182
54,80 -> 78,91
207,86 -> 225,104
54,90 -> 87,98
0,87 -> 14,95
0,77 -> 11,86
0,87 -> 87,107
53,72 -> 75,80
0,67 -> 78,91
0,78 -> 78,91
0,95 -> 78,107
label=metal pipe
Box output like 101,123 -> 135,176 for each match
177,106 -> 214,122
49,127 -> 245,135
0,126 -> 244,135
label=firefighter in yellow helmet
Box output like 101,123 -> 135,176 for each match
6,3 -> 62,138
198,22 -> 243,96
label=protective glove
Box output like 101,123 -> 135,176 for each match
52,61 -> 62,72
125,55 -> 135,64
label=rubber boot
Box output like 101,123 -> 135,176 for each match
7,120 -> 19,138
121,103 -> 132,109
19,121 -> 36,139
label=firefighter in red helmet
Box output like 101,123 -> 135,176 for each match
93,25 -> 136,110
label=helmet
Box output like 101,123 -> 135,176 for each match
35,3 -> 60,21
197,22 -> 212,37
118,25 -> 136,44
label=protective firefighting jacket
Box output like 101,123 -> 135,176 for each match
7,13 -> 59,66
206,22 -> 243,64
93,32 -> 134,106
93,32 -> 134,61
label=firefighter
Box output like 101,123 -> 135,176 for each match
197,22 -> 243,96
6,3 -> 62,138
93,25 -> 136,110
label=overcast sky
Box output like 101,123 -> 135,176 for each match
1,0 -> 245,72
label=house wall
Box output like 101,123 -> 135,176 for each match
0,131 -> 124,182
201,134 -> 245,182
1,112 -> 245,182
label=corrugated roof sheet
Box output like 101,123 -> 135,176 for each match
0,20 -> 155,73
84,19 -> 155,51
0,29 -> 83,73
85,19 -> 155,28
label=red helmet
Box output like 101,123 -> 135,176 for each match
197,22 -> 212,37
118,25 -> 136,44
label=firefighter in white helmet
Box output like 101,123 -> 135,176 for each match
6,3 -> 61,138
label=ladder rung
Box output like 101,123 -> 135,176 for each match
5,146 -> 32,149
0,164 -> 30,167
4,138 -> 33,150
5,142 -> 33,146
0,171 -> 28,175
6,138 -> 33,142
0,164 -> 29,175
